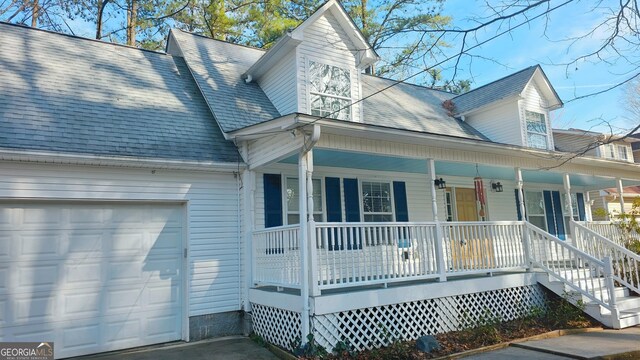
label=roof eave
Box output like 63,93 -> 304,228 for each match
242,33 -> 302,81
0,148 -> 243,172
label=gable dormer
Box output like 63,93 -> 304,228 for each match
243,0 -> 378,123
452,65 -> 562,150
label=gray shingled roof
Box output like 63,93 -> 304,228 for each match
168,30 -> 280,133
451,66 -> 538,115
0,22 -> 239,163
361,75 -> 489,140
170,30 -> 488,141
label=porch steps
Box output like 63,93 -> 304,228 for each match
536,272 -> 640,329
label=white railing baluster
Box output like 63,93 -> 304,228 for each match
574,221 -> 640,296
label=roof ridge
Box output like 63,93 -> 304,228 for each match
173,28 -> 267,52
0,20 -> 168,56
452,65 -> 539,100
362,73 -> 456,95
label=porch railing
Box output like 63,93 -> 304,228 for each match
573,222 -> 640,295
252,221 -> 528,292
252,225 -> 301,288
581,221 -> 640,246
525,222 -> 618,310
442,221 -> 527,274
314,222 -> 440,290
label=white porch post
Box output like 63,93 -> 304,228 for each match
563,173 -> 576,244
516,167 -> 531,270
429,159 -> 446,282
585,191 -> 592,221
298,151 -> 310,341
242,169 -> 256,312
307,151 -> 320,297
617,178 -> 625,215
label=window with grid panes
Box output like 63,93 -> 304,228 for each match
361,181 -> 393,222
308,60 -> 351,120
525,111 -> 549,149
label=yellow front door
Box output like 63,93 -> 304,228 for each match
450,187 -> 494,269
455,188 -> 479,221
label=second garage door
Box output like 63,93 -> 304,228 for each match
0,202 -> 184,358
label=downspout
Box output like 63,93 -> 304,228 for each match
299,124 -> 320,345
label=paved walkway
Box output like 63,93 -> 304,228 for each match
70,336 -> 278,360
464,327 -> 640,359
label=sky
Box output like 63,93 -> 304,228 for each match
438,0 -> 637,135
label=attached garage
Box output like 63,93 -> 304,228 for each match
0,202 -> 186,358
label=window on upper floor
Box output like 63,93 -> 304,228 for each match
309,60 -> 351,121
618,145 -> 629,161
605,144 -> 616,159
525,111 -> 549,149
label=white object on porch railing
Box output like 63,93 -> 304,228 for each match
525,222 -> 618,311
314,222 -> 440,289
441,221 -> 526,274
253,225 -> 301,288
573,222 -> 640,296
582,221 -> 640,246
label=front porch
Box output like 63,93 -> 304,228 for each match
238,123 -> 640,352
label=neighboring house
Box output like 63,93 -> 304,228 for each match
632,133 -> 640,163
553,128 -> 637,162
590,186 -> 640,220
2,1 -> 640,358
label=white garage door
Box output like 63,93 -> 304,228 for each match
0,202 -> 184,359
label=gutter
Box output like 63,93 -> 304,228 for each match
0,149 -> 244,172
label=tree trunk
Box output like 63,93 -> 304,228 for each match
96,0 -> 108,39
127,0 -> 137,46
31,0 -> 39,27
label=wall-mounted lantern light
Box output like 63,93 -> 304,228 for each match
491,181 -> 504,193
434,178 -> 446,190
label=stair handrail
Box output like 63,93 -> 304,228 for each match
573,221 -> 640,295
524,222 -> 617,311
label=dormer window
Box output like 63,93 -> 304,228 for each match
309,60 -> 351,120
525,110 -> 549,149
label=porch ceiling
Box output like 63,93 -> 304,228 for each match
279,149 -> 640,189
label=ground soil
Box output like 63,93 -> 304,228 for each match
321,314 -> 596,359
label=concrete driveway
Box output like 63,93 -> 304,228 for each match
69,337 -> 279,360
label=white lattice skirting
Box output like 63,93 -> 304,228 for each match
252,285 -> 546,352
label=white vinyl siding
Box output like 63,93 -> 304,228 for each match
464,101 -> 522,146
0,162 -> 241,317
254,164 -> 526,229
298,12 -> 361,122
258,51 -> 298,114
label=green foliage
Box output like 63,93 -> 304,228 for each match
545,292 -> 587,328
458,308 -> 503,346
292,333 -> 328,358
332,338 -> 356,357
597,196 -> 640,253
249,332 -> 267,347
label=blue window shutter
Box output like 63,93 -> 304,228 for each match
576,193 -> 586,221
263,174 -> 283,228
543,190 -> 557,237
325,177 -> 342,222
552,191 -> 566,240
393,181 -> 409,222
343,178 -> 360,222
515,189 -> 523,221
